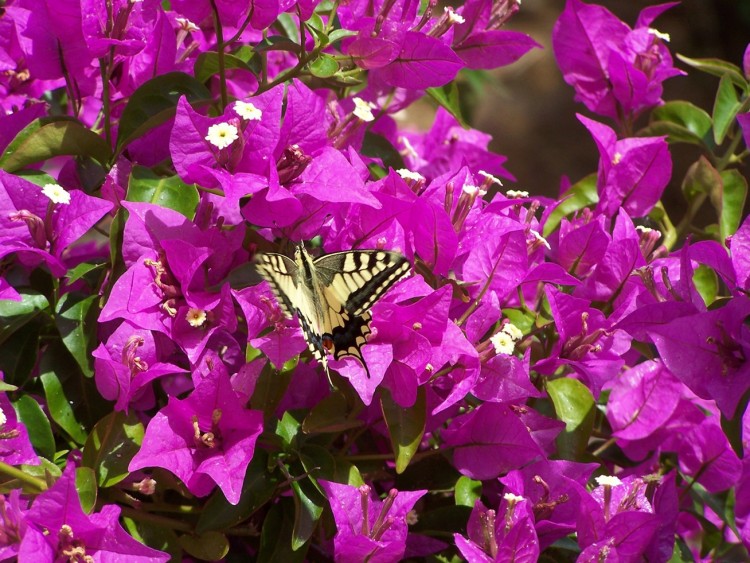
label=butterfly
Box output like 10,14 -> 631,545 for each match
255,244 -> 411,378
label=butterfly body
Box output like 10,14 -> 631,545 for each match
255,245 -> 410,377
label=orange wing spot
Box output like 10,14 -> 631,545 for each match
322,335 -> 334,351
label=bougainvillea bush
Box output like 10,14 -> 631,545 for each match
1,0 -> 750,559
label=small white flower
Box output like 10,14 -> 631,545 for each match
234,101 -> 262,121
636,225 -> 656,234
42,183 -> 71,205
479,170 -> 504,186
397,169 -> 424,182
501,322 -> 523,342
612,152 -> 623,165
175,17 -> 199,32
186,308 -> 207,327
205,122 -> 239,149
506,189 -> 529,198
352,97 -> 377,122
462,184 -> 480,196
648,28 -> 670,42
0,406 -> 6,426
503,492 -> 524,503
530,229 -> 551,250
490,331 -> 515,355
595,475 -> 623,487
445,7 -> 465,24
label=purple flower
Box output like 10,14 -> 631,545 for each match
21,461 -> 168,561
0,374 -> 39,467
455,496 -> 539,562
318,480 -> 427,562
553,0 -> 683,124
129,367 -> 264,504
578,115 -> 672,218
0,490 -> 28,560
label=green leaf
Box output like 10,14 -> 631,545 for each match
277,411 -> 303,448
309,54 -> 339,78
75,466 -> 98,514
546,377 -> 595,459
39,351 -> 89,444
328,29 -> 358,44
290,474 -> 325,550
179,531 -> 230,561
54,292 -> 98,378
713,74 -> 742,145
299,445 -> 336,487
65,261 -> 107,285
0,290 -> 49,347
427,82 -> 468,128
194,51 -> 259,83
677,54 -> 748,90
115,72 -> 211,154
693,264 -> 718,306
543,173 -> 599,237
250,362 -> 293,422
123,517 -> 182,561
0,117 -> 111,172
0,320 -> 41,385
682,156 -> 721,203
254,36 -> 301,54
302,391 -> 362,434
361,132 -> 405,172
381,387 -> 426,473
126,165 -> 200,219
718,169 -> 748,240
13,396 -> 55,460
81,411 -> 144,487
258,499 -> 309,563
305,14 -> 328,47
196,451 -> 279,533
455,476 -> 482,507
646,101 -> 713,146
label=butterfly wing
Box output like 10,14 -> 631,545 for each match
255,251 -> 329,369
313,250 -> 410,365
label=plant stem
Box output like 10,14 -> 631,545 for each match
0,462 -> 47,491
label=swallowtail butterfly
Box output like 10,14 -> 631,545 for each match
255,245 -> 410,377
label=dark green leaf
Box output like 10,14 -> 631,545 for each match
0,290 -> 49,347
39,350 -> 89,444
0,321 -> 41,386
290,474 -> 324,550
677,54 -> 748,90
254,36 -> 301,54
718,169 -> 748,240
54,292 -> 98,378
647,101 -> 713,146
126,165 -> 200,219
13,396 -> 55,460
361,132 -> 405,172
250,362 -> 293,423
75,466 -> 98,513
81,411 -> 144,487
332,459 -> 364,486
546,377 -> 595,459
427,82 -> 468,128
713,74 -> 742,145
258,499 -> 309,563
381,387 -> 426,473
115,72 -> 211,154
277,411 -> 303,448
123,517 -> 182,561
178,531 -> 230,561
455,476 -> 482,507
543,173 -> 599,237
194,51 -> 259,83
302,391 -> 362,434
309,54 -> 339,78
299,445 -> 336,486
0,118 -> 111,172
196,451 -> 279,533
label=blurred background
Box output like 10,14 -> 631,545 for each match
412,0 -> 750,221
